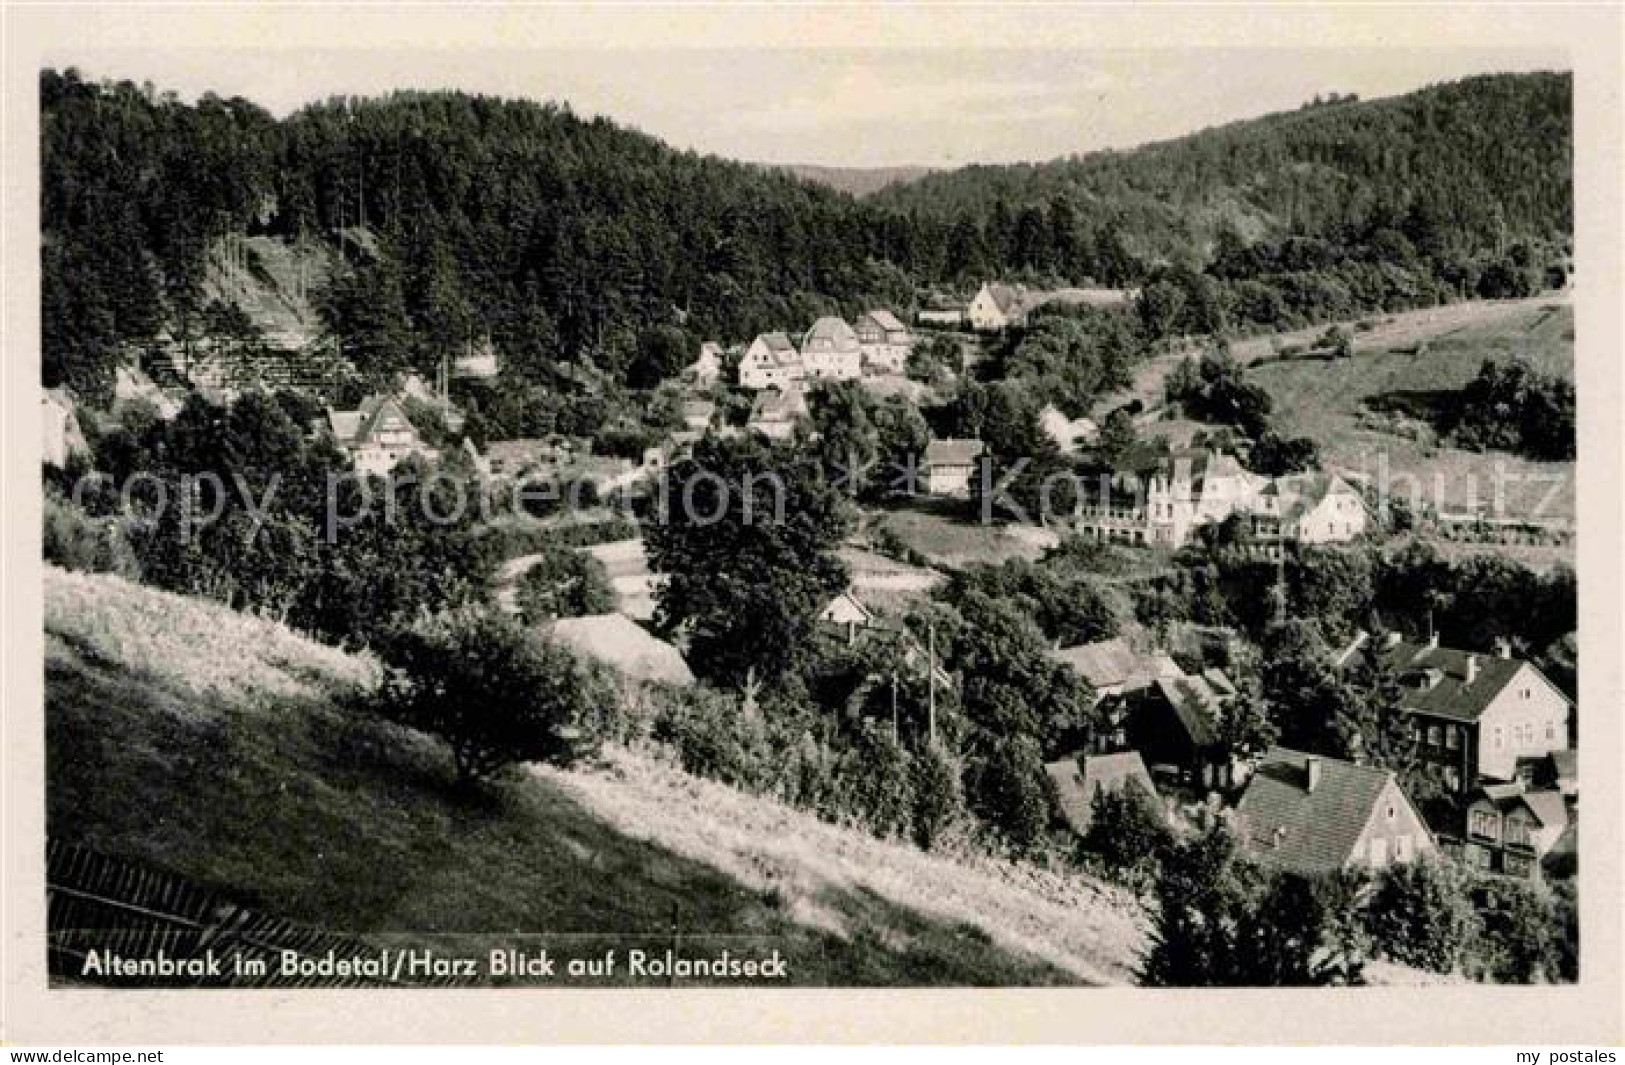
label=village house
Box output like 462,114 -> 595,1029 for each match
746,383 -> 810,441
1045,751 -> 1165,838
1249,472 -> 1370,552
967,282 -> 1028,331
921,438 -> 985,498
800,317 -> 864,381
1125,669 -> 1242,790
1073,449 -> 1367,551
739,332 -> 804,390
685,341 -> 724,387
1376,634 -> 1573,795
1074,449 -> 1266,548
483,435 -> 581,480
917,306 -> 965,327
1049,637 -> 1182,744
679,398 -> 717,433
816,589 -> 953,688
854,309 -> 914,374
325,394 -> 439,477
1235,747 -> 1438,876
451,336 -> 500,379
41,389 -> 90,469
1463,781 -> 1573,880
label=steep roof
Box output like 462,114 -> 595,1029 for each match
981,283 -> 1025,314
1235,747 -> 1404,875
749,383 -> 809,423
802,316 -> 860,352
1473,782 -> 1568,829
861,309 -> 908,333
1049,637 -> 1178,693
1045,751 -> 1161,836
1150,672 -> 1230,748
328,394 -> 415,448
923,437 -> 985,468
1379,641 -> 1546,722
749,332 -> 800,366
1262,471 -> 1365,523
546,614 -> 694,687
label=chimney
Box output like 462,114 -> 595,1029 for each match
1465,655 -> 1479,685
1384,631 -> 1402,649
1305,756 -> 1322,793
1495,637 -> 1512,659
1427,630 -> 1440,650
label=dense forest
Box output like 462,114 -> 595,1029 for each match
42,67 -> 1572,406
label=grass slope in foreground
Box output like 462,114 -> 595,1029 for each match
44,566 -> 1145,986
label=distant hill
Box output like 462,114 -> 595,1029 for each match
775,163 -> 935,197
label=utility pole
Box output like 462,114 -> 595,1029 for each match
890,673 -> 899,742
927,621 -> 937,747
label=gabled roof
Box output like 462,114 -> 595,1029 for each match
545,613 -> 694,687
1262,472 -> 1365,523
1472,783 -> 1568,829
327,394 -> 415,448
749,383 -> 810,424
680,399 -> 716,421
1235,747 -> 1408,875
861,309 -> 909,333
802,316 -> 860,352
1380,642 -> 1550,723
1150,672 -> 1232,748
748,332 -> 801,366
1045,751 -> 1161,836
1049,637 -> 1179,693
923,438 -> 985,468
978,283 -> 1026,314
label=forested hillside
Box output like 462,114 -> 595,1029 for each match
42,68 -> 1571,406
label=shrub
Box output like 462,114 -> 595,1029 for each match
372,605 -> 609,787
514,543 -> 617,622
833,720 -> 915,838
1364,855 -> 1480,974
908,742 -> 966,850
1080,777 -> 1172,887
1469,877 -> 1558,983
653,686 -> 773,791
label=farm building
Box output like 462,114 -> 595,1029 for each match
800,317 -> 863,381
325,395 -> 438,477
739,332 -> 804,390
1045,751 -> 1164,837
854,309 -> 914,374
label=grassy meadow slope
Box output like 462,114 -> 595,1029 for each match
44,567 -> 1146,986
1245,297 -> 1574,521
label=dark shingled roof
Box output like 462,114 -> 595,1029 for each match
1151,673 -> 1231,748
1379,641 -> 1538,723
1045,751 -> 1161,836
1235,747 -> 1406,875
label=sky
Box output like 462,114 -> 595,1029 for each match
47,46 -> 1566,169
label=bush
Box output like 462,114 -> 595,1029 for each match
653,686 -> 773,791
43,495 -> 139,577
372,605 -> 609,787
832,720 -> 915,838
909,742 -> 966,851
1080,777 -> 1172,887
1469,877 -> 1558,983
1364,855 -> 1480,974
514,543 -> 617,622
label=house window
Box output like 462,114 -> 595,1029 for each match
1546,720 -> 1556,741
1369,837 -> 1389,866
1505,817 -> 1532,849
1427,725 -> 1442,747
1493,725 -> 1505,750
1386,804 -> 1397,822
1444,767 -> 1461,792
1412,722 -> 1425,743
1446,726 -> 1461,750
1395,835 -> 1414,862
1469,810 -> 1499,841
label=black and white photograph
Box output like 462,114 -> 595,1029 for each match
5,0 -> 1622,1050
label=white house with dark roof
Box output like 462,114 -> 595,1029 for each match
1377,634 -> 1573,793
326,394 -> 438,477
1235,747 -> 1437,876
739,332 -> 805,390
921,438 -> 985,498
800,317 -> 863,381
854,309 -> 914,374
